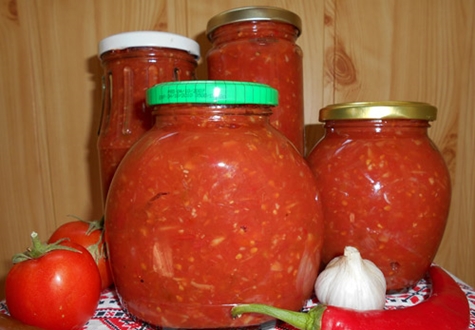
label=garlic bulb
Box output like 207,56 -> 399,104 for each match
315,246 -> 386,310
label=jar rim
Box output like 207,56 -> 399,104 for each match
206,6 -> 302,38
319,101 -> 437,121
147,80 -> 278,106
98,31 -> 201,59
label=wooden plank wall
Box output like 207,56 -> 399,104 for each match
0,0 -> 473,298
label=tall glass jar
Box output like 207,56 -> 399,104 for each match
97,31 -> 200,202
206,6 -> 305,154
306,101 -> 451,291
105,81 -> 324,328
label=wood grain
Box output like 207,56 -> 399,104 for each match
0,0 -> 473,300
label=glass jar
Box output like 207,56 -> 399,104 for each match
97,31 -> 200,202
306,101 -> 451,291
206,6 -> 305,154
105,81 -> 324,328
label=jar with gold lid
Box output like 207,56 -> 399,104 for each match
206,6 -> 305,154
306,101 -> 451,291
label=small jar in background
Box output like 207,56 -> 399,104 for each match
105,81 -> 324,328
97,31 -> 200,203
306,101 -> 451,291
206,6 -> 305,154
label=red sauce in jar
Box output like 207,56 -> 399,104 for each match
105,81 -> 324,328
306,102 -> 451,291
97,31 -> 199,202
206,7 -> 305,154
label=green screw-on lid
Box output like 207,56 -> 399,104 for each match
146,81 -> 278,106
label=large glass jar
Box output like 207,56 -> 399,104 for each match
97,31 -> 200,202
105,81 -> 324,328
206,6 -> 305,154
306,101 -> 451,291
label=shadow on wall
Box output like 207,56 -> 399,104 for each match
86,54 -> 106,219
304,123 -> 325,156
194,30 -> 210,80
0,258 -> 9,299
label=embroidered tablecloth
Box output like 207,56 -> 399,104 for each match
1,270 -> 475,329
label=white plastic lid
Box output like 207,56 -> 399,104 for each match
98,31 -> 201,59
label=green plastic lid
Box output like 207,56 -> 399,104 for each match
146,81 -> 278,106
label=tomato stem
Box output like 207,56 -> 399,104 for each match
231,304 -> 325,330
66,214 -> 104,234
61,215 -> 106,263
12,231 -> 82,264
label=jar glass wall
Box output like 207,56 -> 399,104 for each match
306,101 -> 451,291
206,6 -> 305,154
97,31 -> 200,202
105,81 -> 324,328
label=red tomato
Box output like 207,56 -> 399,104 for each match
5,234 -> 101,330
48,218 -> 113,290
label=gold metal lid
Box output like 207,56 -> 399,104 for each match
319,101 -> 437,121
206,6 -> 302,38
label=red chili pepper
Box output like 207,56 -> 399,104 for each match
231,265 -> 470,330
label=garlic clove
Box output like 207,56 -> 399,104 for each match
315,246 -> 387,310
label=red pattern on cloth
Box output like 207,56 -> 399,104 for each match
1,271 -> 474,329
